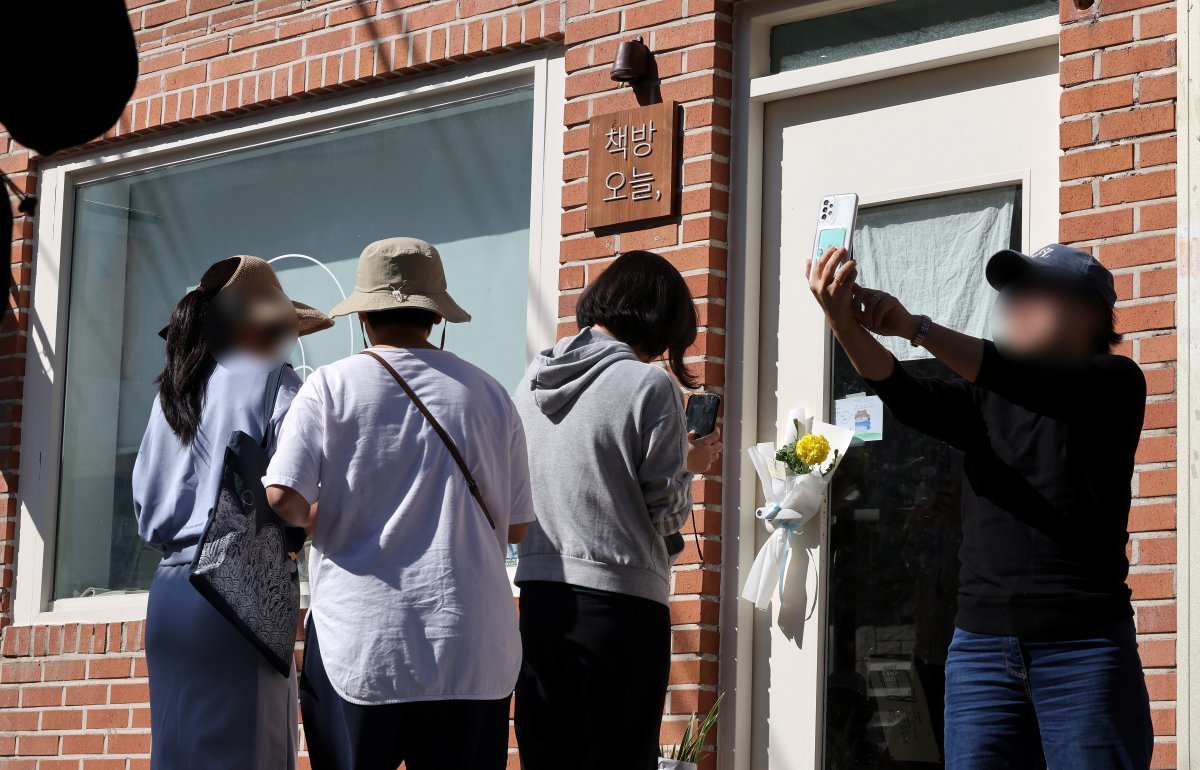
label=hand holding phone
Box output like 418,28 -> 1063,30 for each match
685,393 -> 721,438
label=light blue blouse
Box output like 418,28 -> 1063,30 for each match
132,363 -> 300,562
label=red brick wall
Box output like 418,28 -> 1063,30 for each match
1058,0 -> 1179,765
557,0 -> 732,759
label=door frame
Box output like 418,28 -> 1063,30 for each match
721,4 -> 1059,768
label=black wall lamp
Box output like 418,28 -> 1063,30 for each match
611,36 -> 653,85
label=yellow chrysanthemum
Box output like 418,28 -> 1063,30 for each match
795,434 -> 831,467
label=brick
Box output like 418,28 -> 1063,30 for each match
1140,333 -> 1177,363
107,732 -> 151,755
62,734 -> 105,755
1151,705 -> 1176,735
1097,0 -> 1175,14
1060,16 -> 1134,55
564,12 -> 621,45
1061,183 -> 1094,213
1,661 -> 39,684
1138,463 -> 1177,499
1100,235 -> 1175,268
1060,144 -> 1134,180
1140,268 -> 1176,298
652,18 -> 729,52
623,0 -> 683,30
230,25 -> 277,52
41,709 -> 83,731
1128,498 -> 1176,527
1127,570 -> 1174,599
1099,169 -> 1175,205
109,682 -> 150,704
1060,117 -> 1095,149
672,628 -> 720,655
1117,301 -> 1174,333
144,0 -> 187,28
88,657 -> 132,679
308,28 -> 354,56
1100,40 -> 1175,78
1138,637 -> 1176,668
1138,535 -> 1177,565
1060,208 -> 1133,242
1061,79 -> 1134,117
1144,366 -> 1175,396
86,708 -> 130,729
0,710 -> 39,730
1060,54 -> 1095,86
20,684 -> 63,708
1145,670 -> 1176,701
1139,7 -> 1176,40
64,685 -> 106,706
1098,103 -> 1175,141
1140,202 -> 1176,232
42,659 -> 86,682
1136,603 -> 1176,633
1139,72 -> 1176,104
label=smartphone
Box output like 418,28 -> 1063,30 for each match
685,393 -> 721,438
812,193 -> 860,271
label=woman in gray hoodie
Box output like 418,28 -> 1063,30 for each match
513,250 -> 722,769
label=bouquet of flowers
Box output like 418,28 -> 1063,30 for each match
742,408 -> 853,610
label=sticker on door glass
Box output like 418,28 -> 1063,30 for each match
834,393 -> 883,442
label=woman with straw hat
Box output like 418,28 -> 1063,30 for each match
132,255 -> 332,770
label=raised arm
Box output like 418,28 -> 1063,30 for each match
809,247 -> 981,448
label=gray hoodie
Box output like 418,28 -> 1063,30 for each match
513,327 -> 693,605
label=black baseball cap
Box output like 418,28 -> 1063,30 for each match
986,243 -> 1117,308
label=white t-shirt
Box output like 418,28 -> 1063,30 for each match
263,347 -> 535,705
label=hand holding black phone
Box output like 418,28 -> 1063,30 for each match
685,393 -> 721,438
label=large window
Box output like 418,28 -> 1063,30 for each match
20,62 -> 560,617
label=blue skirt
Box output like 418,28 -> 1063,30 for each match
146,561 -> 297,770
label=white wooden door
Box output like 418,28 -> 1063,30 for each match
750,45 -> 1060,770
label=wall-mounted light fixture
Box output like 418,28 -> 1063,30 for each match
610,36 -> 653,85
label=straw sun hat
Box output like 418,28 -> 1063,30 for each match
328,237 -> 470,323
159,255 -> 334,339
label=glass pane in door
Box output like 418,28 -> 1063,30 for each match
821,187 -> 1020,769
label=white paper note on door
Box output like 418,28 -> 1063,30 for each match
834,394 -> 884,442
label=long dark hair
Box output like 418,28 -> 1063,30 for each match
156,258 -> 239,444
576,250 -> 699,388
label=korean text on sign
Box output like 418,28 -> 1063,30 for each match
603,119 -> 662,203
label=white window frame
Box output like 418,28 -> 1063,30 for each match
16,49 -> 565,626
720,2 -> 1059,768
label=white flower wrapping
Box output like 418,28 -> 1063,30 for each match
742,408 -> 854,610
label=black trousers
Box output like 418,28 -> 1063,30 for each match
300,619 -> 511,770
515,581 -> 671,770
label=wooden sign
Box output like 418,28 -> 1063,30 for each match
586,102 -> 677,230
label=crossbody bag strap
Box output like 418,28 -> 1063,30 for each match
361,350 -> 497,530
259,364 -> 288,451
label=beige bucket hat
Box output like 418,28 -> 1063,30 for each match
158,255 -> 334,339
328,237 -> 470,323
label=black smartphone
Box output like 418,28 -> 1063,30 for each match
685,393 -> 721,438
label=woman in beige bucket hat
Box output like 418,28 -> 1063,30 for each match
132,255 -> 332,770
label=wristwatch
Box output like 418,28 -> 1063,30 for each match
909,315 -> 931,348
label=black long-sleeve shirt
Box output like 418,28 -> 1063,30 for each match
866,341 -> 1146,637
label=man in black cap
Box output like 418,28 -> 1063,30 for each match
809,244 -> 1152,769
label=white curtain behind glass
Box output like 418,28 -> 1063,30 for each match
853,186 -> 1018,361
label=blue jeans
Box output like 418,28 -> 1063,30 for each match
944,620 -> 1152,770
